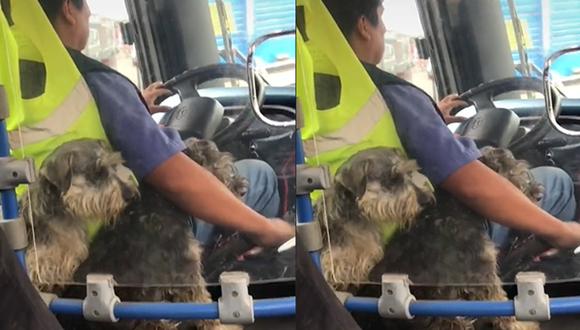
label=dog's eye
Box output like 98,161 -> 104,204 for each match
94,167 -> 109,180
383,175 -> 403,187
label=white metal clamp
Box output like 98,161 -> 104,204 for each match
82,274 -> 120,322
378,274 -> 416,319
218,271 -> 254,324
514,272 -> 550,321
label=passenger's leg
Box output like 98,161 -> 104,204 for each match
489,166 -> 576,248
195,159 -> 280,246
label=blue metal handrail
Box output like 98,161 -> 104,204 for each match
50,297 -> 296,320
345,296 -> 580,317
0,107 -> 25,269
295,129 -> 322,269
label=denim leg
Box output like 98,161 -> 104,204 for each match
489,166 -> 577,248
195,159 -> 280,246
532,166 -> 577,221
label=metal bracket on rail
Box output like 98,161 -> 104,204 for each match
296,164 -> 331,195
378,274 -> 416,319
297,221 -> 323,252
514,272 -> 550,321
0,216 -> 27,250
218,271 -> 255,324
0,157 -> 36,190
83,274 -> 120,322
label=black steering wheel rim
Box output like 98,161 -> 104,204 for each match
459,77 -> 546,112
160,63 -> 266,146
163,63 -> 247,98
458,77 -> 560,154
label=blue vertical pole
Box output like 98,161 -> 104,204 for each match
0,88 -> 26,269
295,129 -> 321,269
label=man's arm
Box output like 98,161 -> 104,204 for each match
441,160 -> 580,249
380,83 -> 580,249
85,72 -> 293,248
145,152 -> 292,247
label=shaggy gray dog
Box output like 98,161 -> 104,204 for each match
319,146 -> 541,330
23,138 -> 247,330
22,139 -> 140,291
317,148 -> 434,291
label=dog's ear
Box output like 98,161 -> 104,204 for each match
529,181 -> 545,202
38,153 -> 74,195
182,138 -> 207,165
25,173 -> 62,218
231,175 -> 249,198
391,158 -> 420,178
321,177 -> 359,223
96,150 -> 125,170
335,161 -> 368,199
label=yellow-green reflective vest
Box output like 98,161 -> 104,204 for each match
2,0 -> 119,239
297,0 -> 406,198
6,0 -> 110,199
0,6 -> 20,131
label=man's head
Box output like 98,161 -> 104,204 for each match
38,0 -> 91,51
322,0 -> 386,65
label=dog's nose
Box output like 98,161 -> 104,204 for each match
364,181 -> 383,194
121,183 -> 138,201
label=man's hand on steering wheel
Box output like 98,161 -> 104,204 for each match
437,94 -> 469,124
142,81 -> 173,114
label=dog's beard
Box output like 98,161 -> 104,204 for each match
62,176 -> 135,224
27,220 -> 88,288
323,233 -> 384,290
357,182 -> 430,229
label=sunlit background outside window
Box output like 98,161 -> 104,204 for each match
85,0 -> 295,88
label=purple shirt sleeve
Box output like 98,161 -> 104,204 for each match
380,85 -> 481,185
84,72 -> 185,180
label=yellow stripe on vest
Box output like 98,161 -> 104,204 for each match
9,79 -> 92,148
302,90 -> 390,156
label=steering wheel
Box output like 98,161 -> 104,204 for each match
456,77 -> 561,154
161,63 -> 266,147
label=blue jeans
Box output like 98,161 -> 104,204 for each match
489,166 -> 577,248
194,159 -> 280,246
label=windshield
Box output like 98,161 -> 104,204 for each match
85,0 -> 295,89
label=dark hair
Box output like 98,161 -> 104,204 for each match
38,0 -> 84,23
322,0 -> 382,39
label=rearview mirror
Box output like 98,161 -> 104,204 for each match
120,22 -> 135,45
247,29 -> 295,128
544,46 -> 580,135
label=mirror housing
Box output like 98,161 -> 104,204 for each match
120,22 -> 135,46
246,30 -> 296,128
543,46 -> 580,136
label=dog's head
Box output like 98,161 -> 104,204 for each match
479,147 -> 544,202
29,139 -> 139,223
330,147 -> 435,228
183,138 -> 248,199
